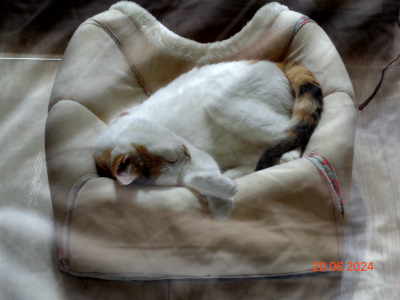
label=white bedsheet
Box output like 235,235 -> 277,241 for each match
1,3 -> 400,299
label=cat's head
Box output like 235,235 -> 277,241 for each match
93,116 -> 191,186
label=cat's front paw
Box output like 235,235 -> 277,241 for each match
207,196 -> 234,221
212,176 -> 238,199
184,172 -> 238,199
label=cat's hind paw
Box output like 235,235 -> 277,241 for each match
207,196 -> 234,221
279,148 -> 301,164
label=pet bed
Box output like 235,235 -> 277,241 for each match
45,1 -> 356,280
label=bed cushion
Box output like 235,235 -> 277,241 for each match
45,1 -> 355,280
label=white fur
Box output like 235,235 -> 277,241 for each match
110,1 -> 288,64
94,61 -> 296,220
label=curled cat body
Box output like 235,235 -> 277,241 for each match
94,60 -> 323,220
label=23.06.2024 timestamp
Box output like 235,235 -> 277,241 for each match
313,262 -> 373,272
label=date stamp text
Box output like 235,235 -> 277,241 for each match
313,262 -> 373,272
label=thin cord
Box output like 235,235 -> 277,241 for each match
358,13 -> 400,110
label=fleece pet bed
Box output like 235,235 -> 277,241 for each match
45,1 -> 355,280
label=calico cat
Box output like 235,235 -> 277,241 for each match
93,60 -> 323,220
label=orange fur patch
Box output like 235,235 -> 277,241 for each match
94,148 -> 113,177
276,62 -> 285,71
292,92 -> 320,127
247,60 -> 259,65
287,130 -> 298,141
280,61 -> 322,141
182,144 -> 190,158
293,94 -> 317,113
109,111 -> 131,125
293,110 -> 315,126
95,144 -> 167,183
281,62 -> 320,93
130,143 -> 165,182
118,111 -> 130,118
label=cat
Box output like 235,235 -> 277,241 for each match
93,60 -> 323,220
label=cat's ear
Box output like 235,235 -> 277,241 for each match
114,155 -> 137,185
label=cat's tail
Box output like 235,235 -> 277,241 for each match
255,62 -> 323,171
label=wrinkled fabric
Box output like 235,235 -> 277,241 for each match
1,0 -> 399,299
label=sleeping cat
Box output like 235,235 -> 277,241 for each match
93,60 -> 323,220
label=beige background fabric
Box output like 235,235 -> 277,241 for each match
0,0 -> 399,299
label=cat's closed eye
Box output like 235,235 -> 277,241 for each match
154,145 -> 179,164
163,158 -> 177,164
